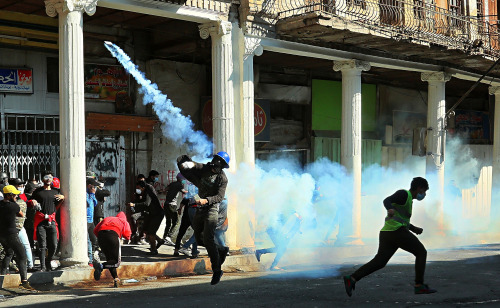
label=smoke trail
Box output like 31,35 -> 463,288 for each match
104,41 -> 212,158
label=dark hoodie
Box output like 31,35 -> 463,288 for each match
94,212 -> 131,240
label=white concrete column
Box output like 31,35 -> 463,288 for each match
421,71 -> 451,232
45,0 -> 96,265
490,86 -> 500,188
242,37 -> 263,167
333,59 -> 370,245
199,21 -> 236,170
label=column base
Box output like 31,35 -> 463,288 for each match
59,257 -> 88,268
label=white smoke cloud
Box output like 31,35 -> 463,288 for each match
105,42 -> 495,274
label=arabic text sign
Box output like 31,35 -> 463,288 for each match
84,64 -> 129,101
0,69 -> 33,94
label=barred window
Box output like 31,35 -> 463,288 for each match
347,0 -> 366,10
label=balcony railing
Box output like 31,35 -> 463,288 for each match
152,0 -> 231,13
251,0 -> 500,58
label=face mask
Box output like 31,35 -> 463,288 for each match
154,177 -> 159,182
416,192 -> 426,201
181,180 -> 186,185
136,188 -> 142,194
18,188 -> 24,194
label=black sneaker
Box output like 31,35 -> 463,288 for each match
146,250 -> 158,256
156,239 -> 166,250
210,270 -> 223,285
93,260 -> 102,281
343,275 -> 356,297
415,284 -> 437,294
113,278 -> 121,288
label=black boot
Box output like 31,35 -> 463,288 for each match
219,246 -> 229,266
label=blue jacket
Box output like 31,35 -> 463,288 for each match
86,192 -> 98,223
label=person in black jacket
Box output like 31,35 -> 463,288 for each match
94,189 -> 111,226
162,173 -> 186,246
177,152 -> 230,285
129,181 -> 164,255
0,185 -> 36,291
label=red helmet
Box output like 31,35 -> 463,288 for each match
52,177 -> 60,189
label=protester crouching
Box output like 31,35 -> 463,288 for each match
29,170 -> 64,272
93,212 -> 131,288
0,185 -> 36,291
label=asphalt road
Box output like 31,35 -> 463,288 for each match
2,244 -> 500,307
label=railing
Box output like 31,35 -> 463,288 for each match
251,0 -> 500,57
152,0 -> 231,13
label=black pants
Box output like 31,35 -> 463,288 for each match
87,222 -> 98,251
351,228 -> 427,284
37,220 -> 58,265
97,230 -> 121,279
175,205 -> 191,250
0,232 -> 27,281
163,204 -> 179,239
192,206 -> 224,272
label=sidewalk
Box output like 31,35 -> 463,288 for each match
2,235 -> 499,289
0,243 -> 260,289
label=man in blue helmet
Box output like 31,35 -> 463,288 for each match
177,151 -> 230,285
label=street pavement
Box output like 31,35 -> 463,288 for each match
2,244 -> 500,307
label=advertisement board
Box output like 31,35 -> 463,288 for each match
0,68 -> 33,94
84,64 -> 129,101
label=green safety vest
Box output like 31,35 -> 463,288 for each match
381,190 -> 413,231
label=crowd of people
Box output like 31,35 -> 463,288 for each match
0,152 -> 439,295
0,151 -> 232,291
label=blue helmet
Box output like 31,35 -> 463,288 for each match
214,151 -> 230,169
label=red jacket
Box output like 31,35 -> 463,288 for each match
94,212 -> 131,240
33,211 -> 59,240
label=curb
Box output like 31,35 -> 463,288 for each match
0,254 -> 260,288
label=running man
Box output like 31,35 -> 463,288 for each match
343,177 -> 436,296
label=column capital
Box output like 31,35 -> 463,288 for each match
333,59 -> 370,72
421,71 -> 452,82
199,21 -> 232,40
489,86 -> 500,95
45,0 -> 98,17
244,37 -> 263,57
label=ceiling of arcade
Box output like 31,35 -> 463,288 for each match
0,0 -> 490,99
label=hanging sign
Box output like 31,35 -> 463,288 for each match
84,64 -> 129,101
0,68 -> 33,94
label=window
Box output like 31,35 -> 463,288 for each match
46,57 -> 59,93
449,0 -> 464,27
476,0 -> 484,19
